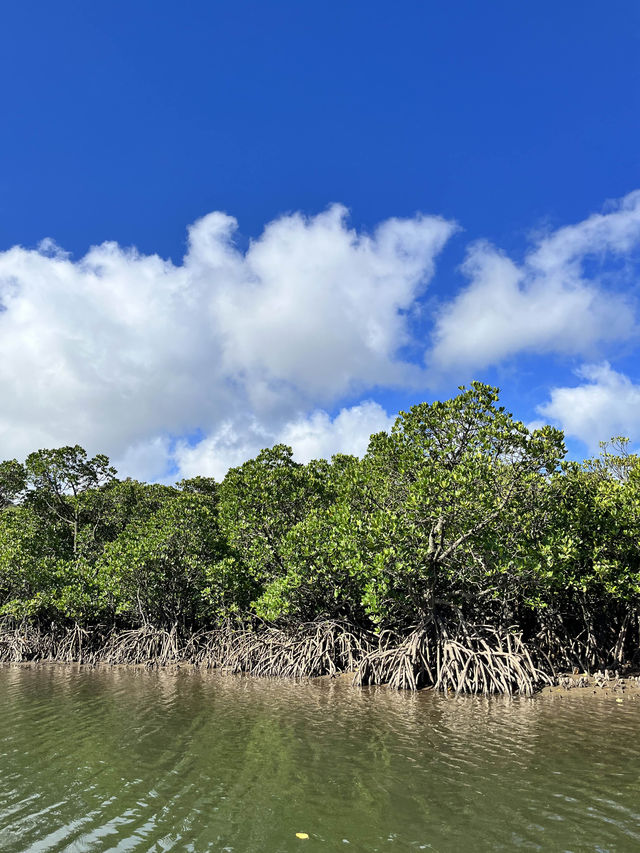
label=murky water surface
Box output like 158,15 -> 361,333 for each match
1,665 -> 639,852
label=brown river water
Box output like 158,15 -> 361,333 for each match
1,663 -> 639,852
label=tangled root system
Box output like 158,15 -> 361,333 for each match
355,619 -> 550,695
0,615 -> 560,695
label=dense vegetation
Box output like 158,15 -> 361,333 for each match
1,383 -> 639,693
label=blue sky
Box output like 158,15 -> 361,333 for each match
0,1 -> 639,480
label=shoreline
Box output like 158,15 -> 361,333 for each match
4,657 -> 640,701
540,671 -> 640,701
3,616 -> 639,698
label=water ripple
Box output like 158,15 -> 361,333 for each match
1,664 -> 640,852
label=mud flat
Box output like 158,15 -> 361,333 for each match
540,671 -> 640,701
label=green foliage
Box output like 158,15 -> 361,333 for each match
97,493 -> 227,628
345,384 -> 566,625
1,386 -> 639,668
0,460 -> 27,508
547,442 -> 640,603
0,506 -> 63,618
254,501 -> 367,622
177,475 -> 218,499
218,445 -> 334,593
23,445 -> 117,557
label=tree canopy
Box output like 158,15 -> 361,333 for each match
1,384 -> 639,688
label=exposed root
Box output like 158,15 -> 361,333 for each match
0,619 -> 51,662
0,617 -> 373,680
0,615 -> 593,695
355,620 -> 551,695
101,623 -> 183,665
187,619 -> 373,678
0,619 -> 107,664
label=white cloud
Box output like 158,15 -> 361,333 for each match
428,190 -> 640,374
537,363 -> 640,451
113,436 -> 173,484
4,194 -> 640,481
0,205 -> 454,479
175,401 -> 395,480
279,401 -> 394,464
174,420 -> 274,482
209,206 -> 455,403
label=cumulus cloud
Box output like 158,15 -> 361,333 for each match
113,436 -> 173,484
428,190 -> 640,374
279,401 -> 395,464
4,194 -> 640,480
537,363 -> 640,451
175,401 -> 395,480
208,206 -> 455,402
0,205 -> 453,479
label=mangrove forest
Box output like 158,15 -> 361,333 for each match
1,382 -> 639,695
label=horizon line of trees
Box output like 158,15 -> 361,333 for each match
1,382 -> 639,671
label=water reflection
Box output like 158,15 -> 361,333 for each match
1,664 -> 639,852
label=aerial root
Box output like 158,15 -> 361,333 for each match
0,616 -> 553,693
0,619 -> 103,663
354,621 -> 551,695
0,618 -> 181,666
186,619 -> 373,678
0,617 -> 373,678
0,619 -> 52,661
100,623 -> 182,665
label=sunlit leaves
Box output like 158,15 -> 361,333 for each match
0,386 -> 639,649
